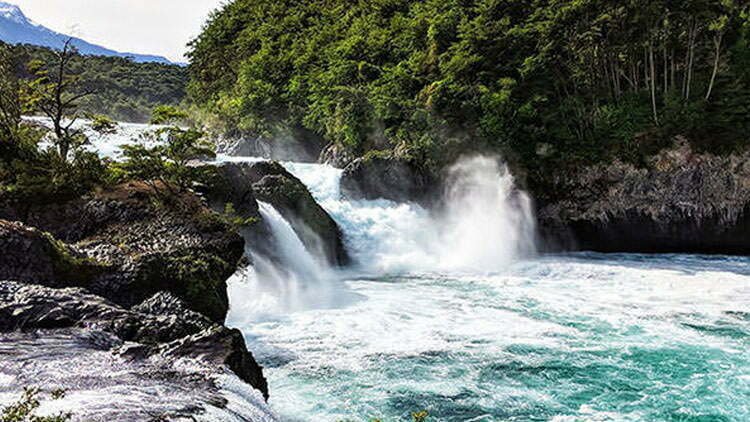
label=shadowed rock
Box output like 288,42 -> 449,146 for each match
538,140 -> 750,255
213,161 -> 349,266
341,153 -> 436,205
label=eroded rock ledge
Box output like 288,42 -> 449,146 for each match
213,160 -> 349,266
0,182 -> 269,409
538,141 -> 750,255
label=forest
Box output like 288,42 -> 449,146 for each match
188,0 -> 750,185
9,43 -> 187,123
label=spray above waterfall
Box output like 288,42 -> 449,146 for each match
437,156 -> 537,271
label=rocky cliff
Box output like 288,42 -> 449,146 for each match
537,141 -> 750,255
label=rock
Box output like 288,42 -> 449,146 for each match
538,141 -> 750,255
0,182 -> 245,323
0,220 -> 104,288
160,326 -> 269,401
216,125 -> 325,163
0,280 -> 269,399
209,162 -> 262,220
319,142 -> 356,168
213,161 -> 349,267
341,153 -> 436,205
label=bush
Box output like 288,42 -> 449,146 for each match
1,387 -> 71,422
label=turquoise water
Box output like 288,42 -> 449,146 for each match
230,253 -> 750,421
218,157 -> 750,421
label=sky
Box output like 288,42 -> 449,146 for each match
9,0 -> 226,62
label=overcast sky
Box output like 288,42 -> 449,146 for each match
10,0 -> 226,62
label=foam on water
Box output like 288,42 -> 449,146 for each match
224,157 -> 750,421
236,254 -> 750,421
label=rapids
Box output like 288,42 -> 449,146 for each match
9,120 -> 747,421
223,155 -> 750,421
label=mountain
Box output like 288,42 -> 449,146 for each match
0,1 -> 173,64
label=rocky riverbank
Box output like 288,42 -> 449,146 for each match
537,140 -> 750,255
0,182 -> 271,419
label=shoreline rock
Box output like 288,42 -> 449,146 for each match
341,153 -> 437,206
213,161 -> 350,267
537,141 -> 750,255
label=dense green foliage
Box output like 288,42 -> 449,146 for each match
188,0 -> 750,180
11,43 -> 186,123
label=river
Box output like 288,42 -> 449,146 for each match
220,156 -> 750,421
30,121 -> 749,421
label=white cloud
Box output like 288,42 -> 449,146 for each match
9,0 -> 226,62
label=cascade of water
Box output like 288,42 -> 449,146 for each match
227,202 -> 342,322
282,155 -> 536,274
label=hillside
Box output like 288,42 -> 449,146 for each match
0,1 -> 172,64
10,43 -> 186,122
187,0 -> 750,190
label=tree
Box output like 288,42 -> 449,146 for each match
115,105 -> 216,195
25,39 -> 92,162
0,43 -> 22,145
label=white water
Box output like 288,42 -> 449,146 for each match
25,116 -> 165,160
0,330 -> 276,422
275,156 -> 536,275
26,123 -> 749,420
223,155 -> 750,421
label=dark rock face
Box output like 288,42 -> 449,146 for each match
214,161 -> 349,266
538,141 -> 750,255
0,220 -> 103,288
0,182 -> 244,323
341,154 -> 436,205
0,281 -> 269,399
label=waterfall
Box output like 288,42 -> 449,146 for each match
282,155 -> 537,274
227,202 -> 343,323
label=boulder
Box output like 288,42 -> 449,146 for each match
213,161 -> 349,267
538,140 -> 750,255
341,153 -> 436,205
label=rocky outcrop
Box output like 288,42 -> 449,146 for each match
216,125 -> 325,163
0,182 -> 270,406
0,220 -> 103,288
341,153 -> 436,205
0,182 -> 244,323
213,161 -> 349,266
538,141 -> 750,255
0,281 -> 269,399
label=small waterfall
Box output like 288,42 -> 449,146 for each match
227,202 -> 341,323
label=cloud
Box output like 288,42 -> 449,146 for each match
9,0 -> 225,62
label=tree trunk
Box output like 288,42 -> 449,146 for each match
705,34 -> 723,101
649,41 -> 659,124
